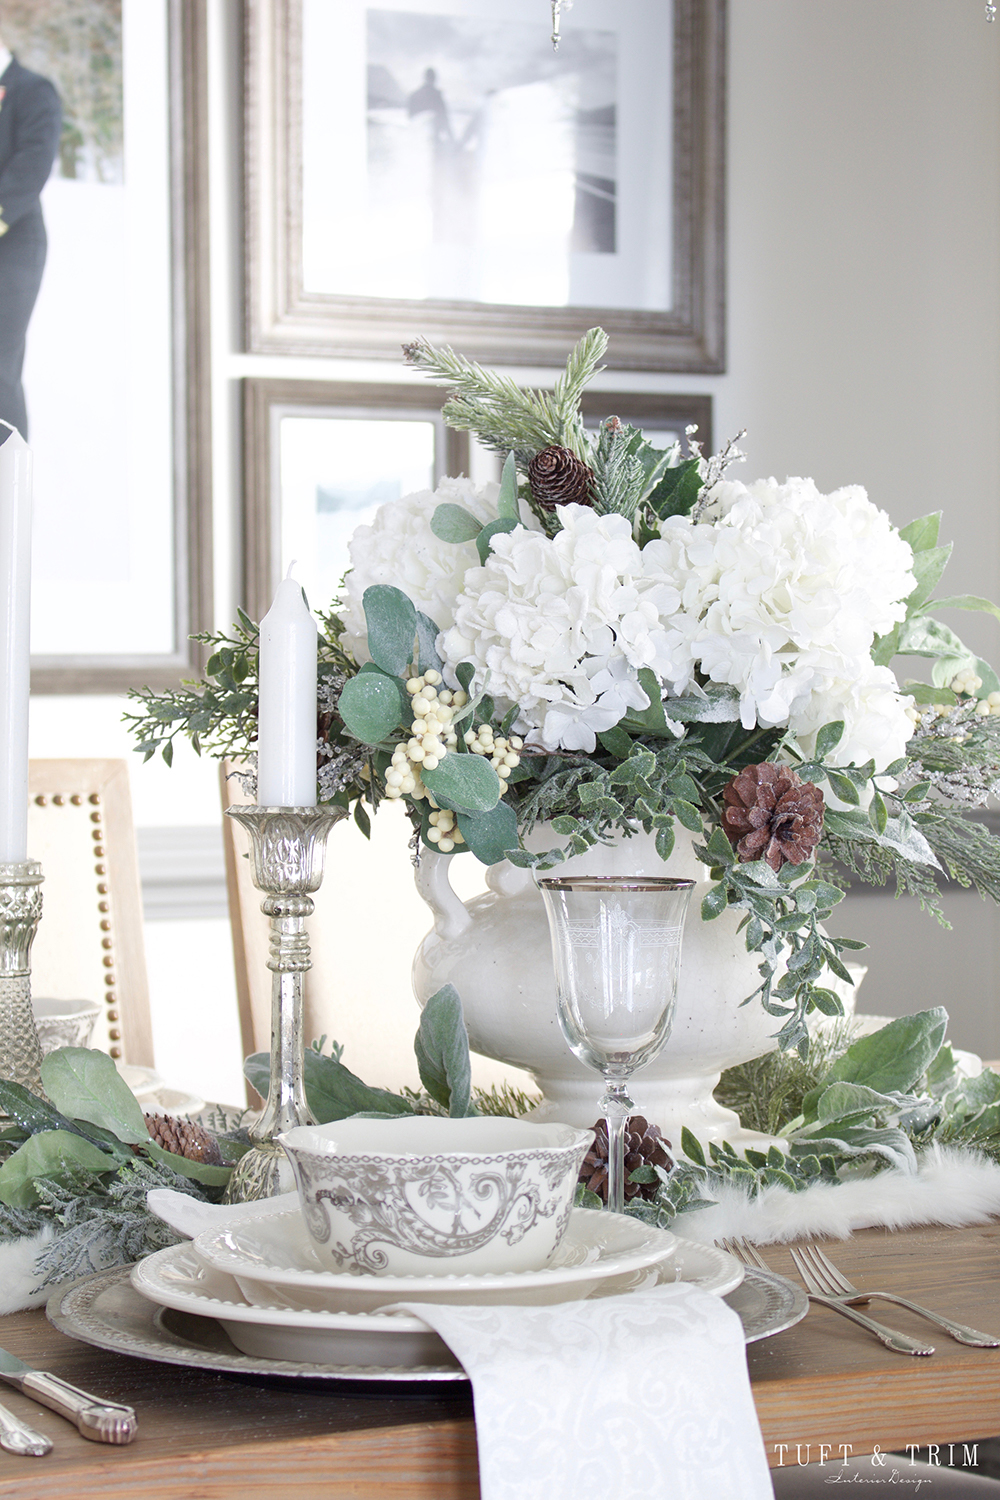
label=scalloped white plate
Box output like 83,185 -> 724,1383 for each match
132,1236 -> 744,1365
194,1208 -> 679,1313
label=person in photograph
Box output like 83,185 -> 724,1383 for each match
0,30 -> 61,439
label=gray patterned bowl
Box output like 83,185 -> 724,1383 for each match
277,1116 -> 593,1278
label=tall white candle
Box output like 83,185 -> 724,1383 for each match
257,571 -> 318,807
0,426 -> 31,863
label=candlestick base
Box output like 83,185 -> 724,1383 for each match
221,806 -> 345,1203
0,861 -> 45,1094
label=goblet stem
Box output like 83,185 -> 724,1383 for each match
602,1079 -> 635,1216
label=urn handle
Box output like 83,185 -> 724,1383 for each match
414,851 -> 473,939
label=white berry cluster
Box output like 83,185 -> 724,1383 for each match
907,669 -> 1000,725
462,723 -> 523,784
427,807 -> 463,852
948,668 -> 1000,718
384,669 -> 467,800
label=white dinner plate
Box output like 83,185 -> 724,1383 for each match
193,1207 -> 680,1313
132,1236 -> 743,1365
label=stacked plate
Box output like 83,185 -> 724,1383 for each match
129,1203 -> 748,1373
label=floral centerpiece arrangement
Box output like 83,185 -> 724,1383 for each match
128,329 -> 1000,1055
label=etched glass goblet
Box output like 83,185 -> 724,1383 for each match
537,876 -> 695,1215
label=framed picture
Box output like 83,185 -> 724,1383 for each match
12,0 -> 211,694
241,377 -> 711,622
242,378 -> 471,622
245,0 -> 726,371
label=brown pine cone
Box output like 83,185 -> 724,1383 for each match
579,1116 -> 672,1204
527,444 -> 594,511
721,762 -> 824,872
144,1113 -> 224,1165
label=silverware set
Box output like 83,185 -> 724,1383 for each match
0,1343 -> 136,1457
721,1238 -> 1000,1356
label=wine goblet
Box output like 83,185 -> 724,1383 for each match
537,876 -> 695,1215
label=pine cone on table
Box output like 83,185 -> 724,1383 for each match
721,762 -> 824,873
579,1116 -> 672,1205
527,445 -> 594,511
144,1113 -> 224,1165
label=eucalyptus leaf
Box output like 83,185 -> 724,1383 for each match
430,503 -> 483,544
0,1130 -> 119,1208
421,753 -> 502,813
363,585 -> 418,677
414,984 -> 475,1117
414,611 -> 445,673
338,672 -> 404,745
40,1047 -> 149,1145
497,452 -> 520,520
476,517 -> 519,565
456,800 -> 519,865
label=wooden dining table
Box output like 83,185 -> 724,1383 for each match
0,1222 -> 997,1497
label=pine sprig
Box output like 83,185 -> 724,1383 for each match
588,418 -> 647,519
403,330 -> 607,463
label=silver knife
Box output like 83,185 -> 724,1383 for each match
0,1347 -> 136,1444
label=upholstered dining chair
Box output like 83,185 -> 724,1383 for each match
27,759 -> 154,1067
220,762 -> 532,1102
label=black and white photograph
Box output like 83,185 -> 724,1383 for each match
300,0 -> 673,318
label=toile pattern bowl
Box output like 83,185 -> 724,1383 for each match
277,1116 -> 593,1278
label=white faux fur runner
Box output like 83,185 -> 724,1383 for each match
0,1147 -> 998,1315
674,1144 -> 1000,1246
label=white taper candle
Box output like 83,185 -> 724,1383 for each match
0,426 -> 31,862
256,571 -> 318,807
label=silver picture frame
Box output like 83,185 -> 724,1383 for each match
244,0 -> 726,372
241,377 -> 711,623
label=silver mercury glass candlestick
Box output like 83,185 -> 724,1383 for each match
0,860 -> 45,1093
223,804 -> 345,1203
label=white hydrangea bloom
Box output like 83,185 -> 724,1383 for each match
339,478 -> 520,663
788,663 -> 916,778
441,505 -> 676,752
642,476 -> 916,748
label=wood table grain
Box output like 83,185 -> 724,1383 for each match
0,1223 -> 995,1496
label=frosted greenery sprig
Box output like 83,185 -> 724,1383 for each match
402,327 -> 607,463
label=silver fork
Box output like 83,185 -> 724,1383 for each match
721,1238 -> 935,1355
792,1243 -> 1000,1348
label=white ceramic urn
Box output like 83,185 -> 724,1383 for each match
412,825 -> 786,1149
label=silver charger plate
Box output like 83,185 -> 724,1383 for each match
727,1267 -> 808,1343
47,1261 -> 806,1387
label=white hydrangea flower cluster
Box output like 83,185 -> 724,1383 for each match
441,505 -> 681,753
640,476 -> 918,767
339,477 -> 538,665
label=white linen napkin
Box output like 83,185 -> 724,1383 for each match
147,1189 -> 773,1500
390,1283 -> 774,1500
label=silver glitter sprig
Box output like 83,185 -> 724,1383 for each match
550,0 -> 573,50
